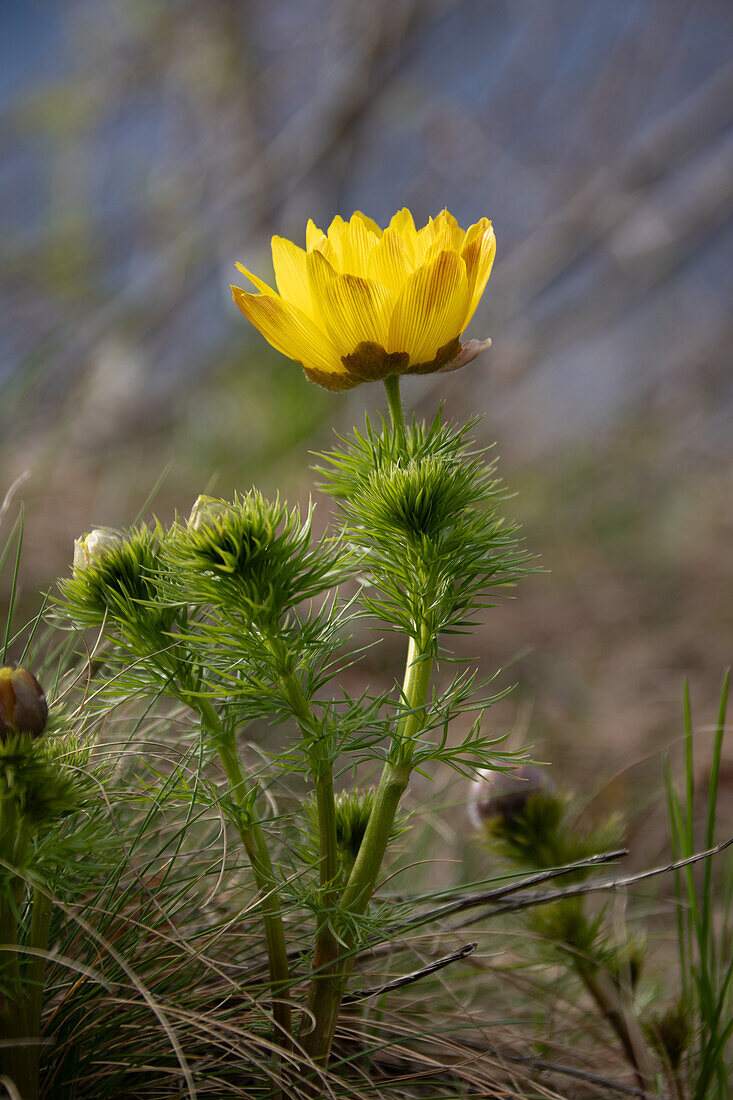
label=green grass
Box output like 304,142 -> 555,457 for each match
666,673 -> 732,1100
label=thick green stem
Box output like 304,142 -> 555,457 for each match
0,894 -> 31,1092
383,374 -> 406,441
0,792 -> 15,860
196,698 -> 292,1043
26,888 -> 52,1042
0,796 -> 37,1099
340,636 -> 431,912
302,633 -> 433,1064
14,886 -> 53,1100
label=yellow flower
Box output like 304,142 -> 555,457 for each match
231,209 -> 495,391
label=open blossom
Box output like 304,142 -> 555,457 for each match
232,209 -> 495,390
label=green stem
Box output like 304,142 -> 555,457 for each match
0,796 -> 37,1098
278,669 -> 339,901
21,886 -> 52,1099
12,820 -> 33,910
340,635 -> 431,910
277,671 -> 341,1041
26,888 -> 51,1040
0,791 -> 15,860
196,698 -> 292,1044
384,374 -> 406,441
302,632 -> 433,1064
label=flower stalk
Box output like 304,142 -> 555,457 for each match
303,628 -> 433,1065
196,696 -> 293,1044
383,373 -> 406,442
26,887 -> 52,1043
270,659 -> 341,1052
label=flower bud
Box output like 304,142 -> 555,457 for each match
335,789 -> 375,868
0,666 -> 48,741
187,495 -> 232,532
73,527 -> 124,572
469,764 -> 552,828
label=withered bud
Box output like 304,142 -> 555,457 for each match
469,764 -> 552,828
187,495 -> 232,532
0,666 -> 48,741
73,527 -> 124,572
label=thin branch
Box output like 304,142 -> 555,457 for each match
395,848 -> 629,931
456,835 -> 733,929
344,1020 -> 663,1098
343,942 -> 477,1003
459,1040 -> 662,1099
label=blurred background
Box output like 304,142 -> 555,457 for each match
1,0 -> 731,814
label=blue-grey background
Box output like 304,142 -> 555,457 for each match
1,0 -> 731,796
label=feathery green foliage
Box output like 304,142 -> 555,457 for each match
318,414 -> 530,640
0,378 -> 729,1098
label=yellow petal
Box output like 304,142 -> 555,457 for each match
326,215 -> 348,270
388,250 -> 469,362
433,208 -> 465,251
231,285 -> 340,376
306,232 -> 338,269
306,247 -> 337,314
414,217 -> 438,266
306,218 -> 325,250
464,217 -> 490,243
235,261 -> 275,296
319,273 -> 393,355
422,222 -> 456,266
338,215 -> 380,276
389,208 -> 417,263
389,208 -> 416,237
271,236 -> 314,318
232,210 -> 494,388
461,220 -> 496,325
366,227 -> 412,298
352,211 -> 383,238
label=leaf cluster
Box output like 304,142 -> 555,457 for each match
317,414 -> 532,639
56,494 -> 350,732
57,525 -> 197,702
164,491 -> 344,626
0,731 -> 84,831
54,426 -> 532,795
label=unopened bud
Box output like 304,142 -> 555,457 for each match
187,495 -> 232,532
73,528 -> 124,572
335,789 -> 375,867
0,666 -> 48,741
469,764 -> 552,828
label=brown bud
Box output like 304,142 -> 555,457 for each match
0,666 -> 49,741
469,764 -> 552,827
